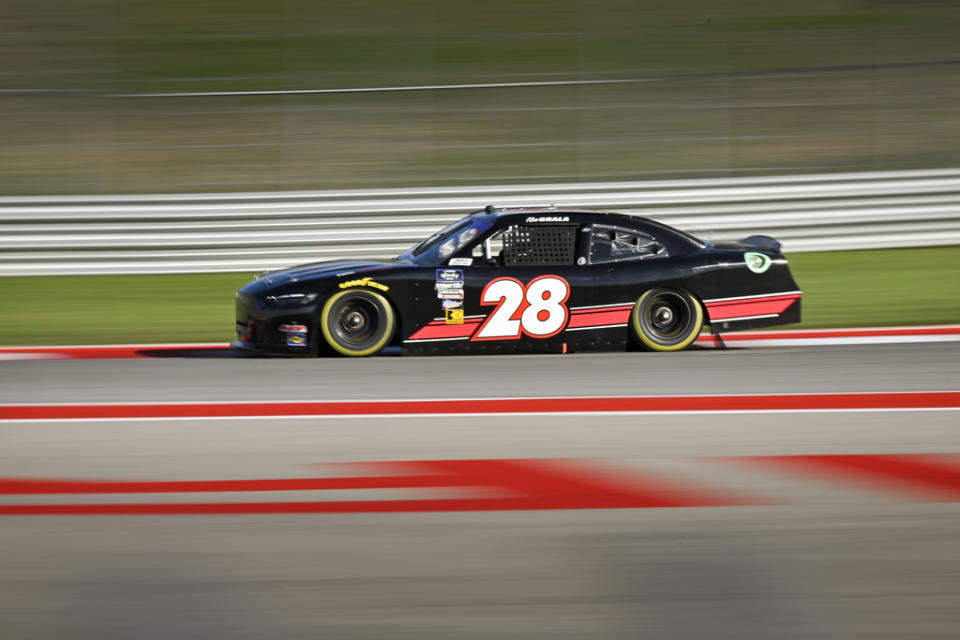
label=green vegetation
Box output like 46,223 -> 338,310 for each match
0,273 -> 252,345
3,1 -> 959,193
782,247 -> 960,329
0,247 -> 956,346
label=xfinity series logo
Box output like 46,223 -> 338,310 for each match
436,269 -> 463,282
525,216 -> 570,223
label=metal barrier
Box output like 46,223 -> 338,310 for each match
2,168 -> 959,275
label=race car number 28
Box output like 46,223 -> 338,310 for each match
473,275 -> 570,340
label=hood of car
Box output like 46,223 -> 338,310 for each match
257,259 -> 407,286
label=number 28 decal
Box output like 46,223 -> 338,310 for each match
472,275 -> 570,341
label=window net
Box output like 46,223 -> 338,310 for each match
502,225 -> 577,266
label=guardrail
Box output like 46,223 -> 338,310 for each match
2,168 -> 959,275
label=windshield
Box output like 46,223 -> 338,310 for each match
398,216 -> 494,264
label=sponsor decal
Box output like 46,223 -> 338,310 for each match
286,334 -> 307,347
279,324 -> 308,347
525,215 -> 570,223
438,291 -> 465,300
338,277 -> 389,291
441,299 -> 463,310
435,282 -> 464,292
436,268 -> 464,282
445,308 -> 465,325
744,252 -> 772,274
448,257 -> 472,266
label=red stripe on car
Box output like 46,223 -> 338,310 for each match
705,294 -> 801,320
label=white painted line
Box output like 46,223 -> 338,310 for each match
3,407 -> 959,423
714,335 -> 960,348
117,78 -> 658,99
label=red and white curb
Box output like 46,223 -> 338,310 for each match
0,342 -> 224,360
0,325 -> 958,361
2,391 -> 958,422
694,324 -> 960,348
3,454 -> 960,515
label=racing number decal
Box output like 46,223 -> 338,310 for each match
474,278 -> 525,339
472,275 -> 570,340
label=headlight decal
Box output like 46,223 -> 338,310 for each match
263,293 -> 319,307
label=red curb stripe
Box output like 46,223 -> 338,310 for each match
0,344 -> 227,359
1,392 -> 957,420
737,454 -> 960,501
0,475 -> 459,495
0,459 -> 748,515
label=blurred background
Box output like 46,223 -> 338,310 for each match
4,0 -> 960,194
2,0 -> 958,346
3,4 -> 960,639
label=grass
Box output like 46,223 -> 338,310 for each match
3,1 -> 960,194
782,247 -> 960,329
0,247 -> 956,346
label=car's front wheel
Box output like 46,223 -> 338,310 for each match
319,289 -> 395,356
630,288 -> 703,351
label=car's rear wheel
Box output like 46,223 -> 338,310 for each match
319,289 -> 395,356
630,288 -> 703,351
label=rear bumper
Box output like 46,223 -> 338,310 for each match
707,294 -> 801,333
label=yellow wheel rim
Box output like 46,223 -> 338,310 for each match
320,289 -> 395,357
631,289 -> 703,352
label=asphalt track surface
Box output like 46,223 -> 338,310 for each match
2,342 -> 958,403
2,343 -> 960,638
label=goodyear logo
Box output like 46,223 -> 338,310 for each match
338,277 -> 389,291
445,308 -> 464,325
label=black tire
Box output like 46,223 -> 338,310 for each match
630,288 -> 704,352
319,289 -> 395,356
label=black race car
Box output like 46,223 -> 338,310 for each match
234,207 -> 801,356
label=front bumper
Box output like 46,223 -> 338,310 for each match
235,292 -> 320,355
229,339 -> 315,357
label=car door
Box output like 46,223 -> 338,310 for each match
455,220 -> 595,349
543,223 -> 673,346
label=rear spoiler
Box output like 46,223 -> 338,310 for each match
739,235 -> 782,254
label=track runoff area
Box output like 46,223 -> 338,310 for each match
1,324 -> 959,516
3,333 -> 960,636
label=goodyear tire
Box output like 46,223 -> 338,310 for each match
319,289 -> 395,357
630,288 -> 703,352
